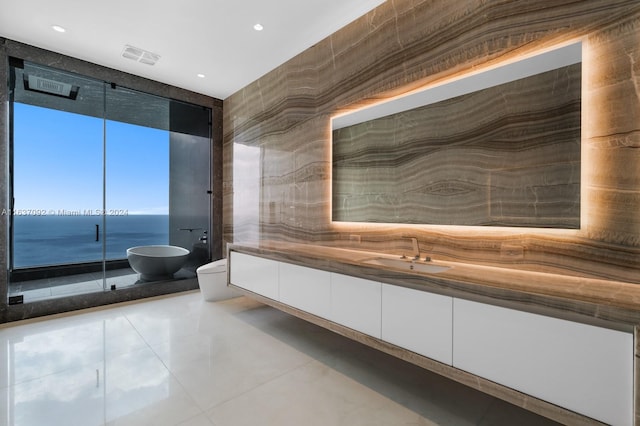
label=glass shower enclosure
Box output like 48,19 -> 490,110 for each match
7,59 -> 212,302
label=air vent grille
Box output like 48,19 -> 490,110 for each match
122,45 -> 160,65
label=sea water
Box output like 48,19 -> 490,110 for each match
12,215 -> 169,268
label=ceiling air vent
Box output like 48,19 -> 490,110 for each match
24,75 -> 79,100
122,45 -> 160,65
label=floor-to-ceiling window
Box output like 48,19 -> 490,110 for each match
7,59 -> 212,303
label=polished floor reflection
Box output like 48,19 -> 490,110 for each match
0,292 -> 560,425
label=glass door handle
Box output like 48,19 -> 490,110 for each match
95,224 -> 100,242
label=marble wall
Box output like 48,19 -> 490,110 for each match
224,0 -> 640,284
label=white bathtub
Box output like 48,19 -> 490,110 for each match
126,245 -> 190,281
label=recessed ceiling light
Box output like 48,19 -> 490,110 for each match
52,25 -> 66,33
253,23 -> 264,31
197,73 -> 206,78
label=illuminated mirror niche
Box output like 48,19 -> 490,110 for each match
332,42 -> 582,228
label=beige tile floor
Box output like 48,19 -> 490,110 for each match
0,291 -> 560,426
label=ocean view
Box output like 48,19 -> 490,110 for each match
13,215 -> 169,268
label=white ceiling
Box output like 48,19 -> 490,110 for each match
0,0 -> 385,99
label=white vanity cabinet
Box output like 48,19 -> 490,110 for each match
229,249 -> 636,425
229,252 -> 279,300
453,298 -> 634,426
279,262 -> 331,319
381,284 -> 453,365
330,273 -> 381,338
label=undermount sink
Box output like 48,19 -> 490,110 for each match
361,257 -> 451,274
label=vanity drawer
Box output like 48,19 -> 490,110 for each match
453,298 -> 634,426
381,284 -> 453,365
279,262 -> 331,319
229,251 -> 279,300
330,273 -> 381,338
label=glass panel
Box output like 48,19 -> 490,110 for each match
104,86 -> 171,288
12,104 -> 104,266
9,60 -> 107,302
8,59 -> 213,300
168,101 -> 212,271
104,120 -> 170,257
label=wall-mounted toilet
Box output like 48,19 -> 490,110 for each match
196,258 -> 241,302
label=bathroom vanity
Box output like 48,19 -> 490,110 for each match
227,242 -> 638,426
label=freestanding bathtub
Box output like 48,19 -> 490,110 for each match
126,245 -> 190,281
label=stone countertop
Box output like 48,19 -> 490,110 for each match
228,241 -> 640,325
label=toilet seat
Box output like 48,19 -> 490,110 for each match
196,258 -> 226,274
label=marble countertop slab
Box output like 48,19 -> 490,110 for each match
228,241 -> 640,326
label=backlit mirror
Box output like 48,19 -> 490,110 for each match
332,42 -> 582,228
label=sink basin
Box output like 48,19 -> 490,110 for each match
362,257 -> 451,274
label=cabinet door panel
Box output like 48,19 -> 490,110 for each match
330,273 -> 381,338
381,284 -> 452,365
453,298 -> 633,426
229,252 -> 279,300
279,262 -> 331,319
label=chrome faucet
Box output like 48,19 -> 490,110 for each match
400,237 -> 421,260
403,237 -> 431,262
410,237 -> 420,260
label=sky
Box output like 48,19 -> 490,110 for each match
13,103 -> 169,215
